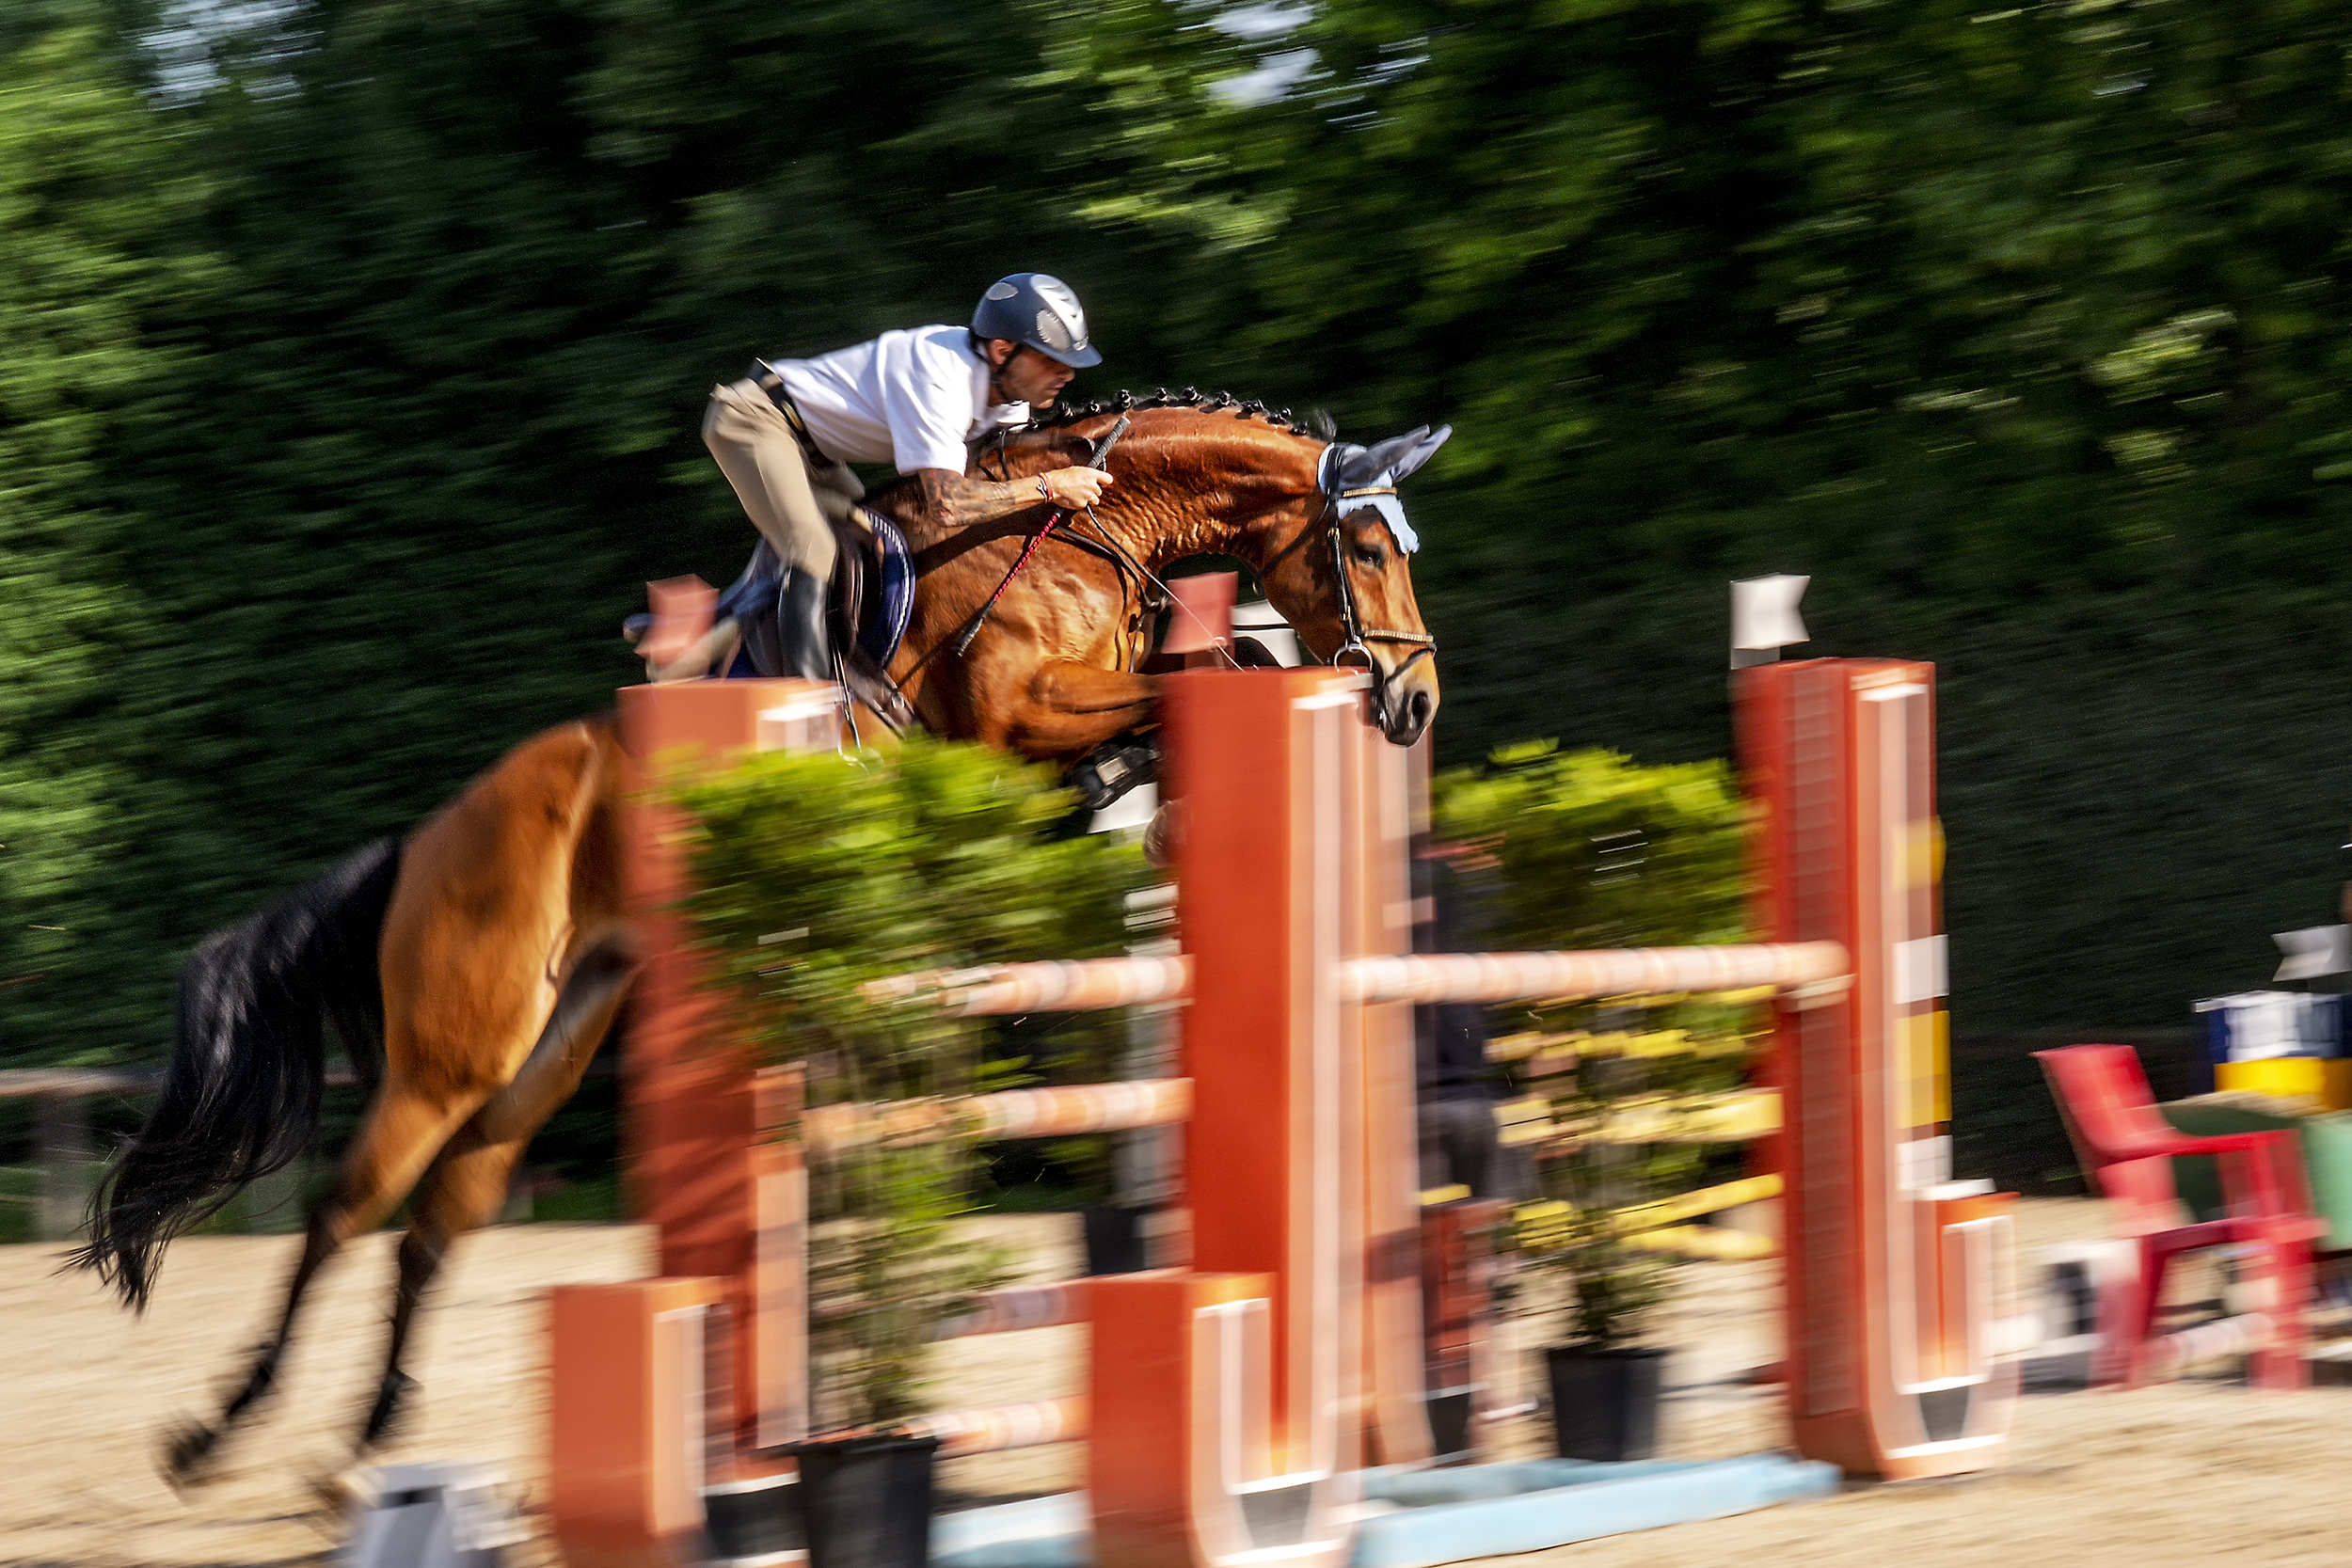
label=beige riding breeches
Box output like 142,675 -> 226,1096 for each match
702,378 -> 866,580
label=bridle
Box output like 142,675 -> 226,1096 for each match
1257,453 -> 1437,732
1325,486 -> 1438,670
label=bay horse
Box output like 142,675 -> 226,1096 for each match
895,393 -> 1446,759
71,393 -> 1448,1484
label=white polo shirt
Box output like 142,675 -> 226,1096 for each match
772,325 -> 1031,476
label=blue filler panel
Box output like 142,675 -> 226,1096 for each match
930,1452 -> 1839,1568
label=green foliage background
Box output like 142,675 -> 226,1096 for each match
7,0 -> 2352,1084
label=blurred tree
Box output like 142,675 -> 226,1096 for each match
1089,0 -> 2352,1027
8,0 -> 2352,1067
0,19 -> 218,1056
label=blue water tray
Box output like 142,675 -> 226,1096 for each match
930,1451 -> 1839,1568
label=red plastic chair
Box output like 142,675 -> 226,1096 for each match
2035,1043 -> 2322,1388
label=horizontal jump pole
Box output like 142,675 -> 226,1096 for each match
1498,1086 -> 1783,1148
903,1396 -> 1088,1457
803,1079 -> 1191,1155
862,957 -> 1192,1016
1611,1172 -> 1784,1232
2150,1312 -> 2278,1375
1340,942 -> 1851,1005
1622,1224 -> 1780,1261
865,942 -> 1849,1018
1518,1173 -> 1786,1252
930,1282 -> 1091,1340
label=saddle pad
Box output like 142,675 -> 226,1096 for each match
715,539 -> 781,626
857,510 -> 915,668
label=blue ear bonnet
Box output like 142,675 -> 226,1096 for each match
1319,425 -> 1451,553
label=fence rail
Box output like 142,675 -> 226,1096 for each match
863,958 -> 1192,1017
902,1396 -> 1089,1458
0,1067 -> 367,1100
1341,942 -> 1851,1005
867,942 -> 1851,1019
0,1065 -> 575,1242
802,1079 -> 1191,1155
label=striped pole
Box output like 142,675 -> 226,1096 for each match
802,1079 -> 1192,1155
863,957 -> 1192,1015
1341,942 -> 1850,1005
866,944 -> 1850,1015
907,1397 -> 1089,1457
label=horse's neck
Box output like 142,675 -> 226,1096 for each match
1109,455 -> 1294,574
1127,506 -> 1272,576
987,420 -> 1304,573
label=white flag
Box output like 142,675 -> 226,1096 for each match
2273,925 -> 2352,982
1731,574 -> 1810,654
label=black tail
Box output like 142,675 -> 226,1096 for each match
71,838 -> 404,1310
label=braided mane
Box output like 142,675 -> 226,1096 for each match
1031,387 -> 1336,442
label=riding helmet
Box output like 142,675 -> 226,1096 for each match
972,273 -> 1103,368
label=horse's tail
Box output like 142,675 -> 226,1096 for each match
71,837 -> 405,1311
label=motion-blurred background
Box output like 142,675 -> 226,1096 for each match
6,0 -> 2350,1184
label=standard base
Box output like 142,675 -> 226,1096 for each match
928,1453 -> 1839,1568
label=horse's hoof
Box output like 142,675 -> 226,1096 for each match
307,1463 -> 370,1522
359,1370 -> 419,1449
159,1420 -> 224,1492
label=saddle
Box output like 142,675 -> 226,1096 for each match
717,509 -> 916,728
627,513 -> 1159,816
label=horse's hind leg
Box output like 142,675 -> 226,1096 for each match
354,935 -> 640,1456
163,1084 -> 489,1484
355,1130 -> 525,1454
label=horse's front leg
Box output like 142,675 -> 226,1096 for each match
1006,658 -> 1160,761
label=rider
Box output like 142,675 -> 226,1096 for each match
703,272 -> 1117,680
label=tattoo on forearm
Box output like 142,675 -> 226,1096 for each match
916,469 -> 1040,531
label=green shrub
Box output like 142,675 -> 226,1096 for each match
1436,744 -> 1756,1347
1432,743 -> 1748,956
675,737 -> 1152,1427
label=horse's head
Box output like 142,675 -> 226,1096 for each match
1254,424 -> 1450,748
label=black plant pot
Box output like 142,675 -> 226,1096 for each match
703,1471 -> 804,1564
1425,1389 -> 1475,1463
1545,1344 -> 1666,1463
787,1433 -> 941,1568
1083,1204 -> 1152,1275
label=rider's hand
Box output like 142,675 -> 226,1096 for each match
1038,467 -> 1114,510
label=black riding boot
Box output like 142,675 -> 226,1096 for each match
775,567 -> 834,683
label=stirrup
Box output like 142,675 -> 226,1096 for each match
1070,734 -> 1158,813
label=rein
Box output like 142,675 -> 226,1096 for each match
949,416 -> 1132,657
